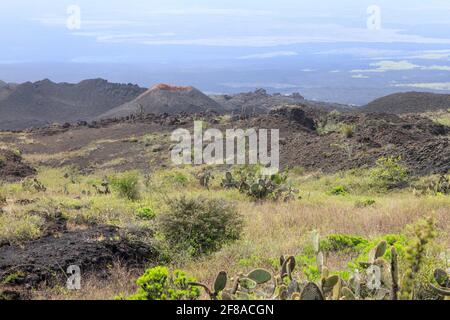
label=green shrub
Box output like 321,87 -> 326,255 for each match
159,197 -> 243,256
169,172 -> 188,186
0,155 -> 6,168
320,234 -> 369,252
136,207 -> 155,220
126,266 -> 200,300
110,171 -> 140,200
329,185 -> 348,196
369,156 -> 409,190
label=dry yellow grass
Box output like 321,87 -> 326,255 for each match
179,195 -> 449,290
1,166 -> 448,300
32,263 -> 141,300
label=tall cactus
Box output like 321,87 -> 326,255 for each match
391,247 -> 399,300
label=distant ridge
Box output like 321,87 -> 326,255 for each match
211,89 -> 353,113
0,81 -> 18,101
362,92 -> 450,114
99,83 -> 225,119
0,79 -> 146,130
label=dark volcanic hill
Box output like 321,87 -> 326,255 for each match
210,89 -> 353,114
99,84 -> 225,119
362,92 -> 450,114
0,81 -> 18,101
0,79 -> 146,130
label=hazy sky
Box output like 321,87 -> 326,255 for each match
1,0 -> 449,63
0,1 -> 449,103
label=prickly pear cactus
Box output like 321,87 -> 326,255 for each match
430,268 -> 450,299
300,282 -> 324,300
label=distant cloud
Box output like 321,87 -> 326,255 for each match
352,60 -> 450,73
32,12 -> 450,48
237,51 -> 298,60
32,17 -> 145,29
408,51 -> 450,60
221,82 -> 299,89
393,82 -> 450,91
0,60 -> 29,64
142,8 -> 273,17
352,60 -> 419,73
112,29 -> 450,47
352,74 -> 369,79
425,65 -> 450,71
69,56 -> 129,63
316,48 -> 403,58
95,33 -> 176,43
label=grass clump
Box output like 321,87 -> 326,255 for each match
0,212 -> 44,244
329,185 -> 348,196
355,198 -> 376,208
340,124 -> 356,138
110,171 -> 140,201
159,197 -> 243,257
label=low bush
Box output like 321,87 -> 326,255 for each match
329,185 -> 348,196
126,266 -> 200,300
320,234 -> 369,252
159,197 -> 243,256
369,156 -> 409,190
136,206 -> 156,220
110,171 -> 140,201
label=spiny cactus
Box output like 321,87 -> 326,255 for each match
199,171 -> 213,190
247,269 -> 272,284
400,217 -> 436,300
433,268 -> 449,287
429,174 -> 450,195
391,247 -> 400,300
430,284 -> 450,297
221,172 -> 239,189
22,178 -> 46,192
194,269 -> 272,300
189,271 -> 228,300
311,230 -> 325,273
321,275 -> 339,294
374,240 -> 388,260
341,287 -> 356,300
170,228 -> 444,301
430,268 -> 450,299
300,282 -> 324,300
280,255 -> 296,280
92,177 -> 110,194
221,167 -> 297,201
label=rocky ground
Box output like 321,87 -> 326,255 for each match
0,106 -> 449,299
1,106 -> 448,177
0,149 -> 36,182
